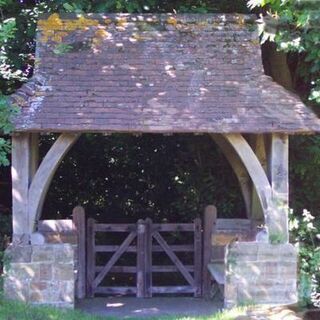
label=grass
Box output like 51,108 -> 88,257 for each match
0,298 -> 248,320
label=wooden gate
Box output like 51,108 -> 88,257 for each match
86,218 -> 202,297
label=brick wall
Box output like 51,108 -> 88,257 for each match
4,244 -> 75,308
224,242 -> 298,308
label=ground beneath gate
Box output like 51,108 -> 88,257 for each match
77,297 -> 223,318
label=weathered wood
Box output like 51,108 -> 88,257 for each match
202,205 -> 217,298
94,224 -> 136,232
73,206 -> 86,299
249,134 -> 267,225
95,245 -> 137,252
93,231 -> 137,289
90,218 -> 201,297
268,133 -> 289,243
210,134 -> 251,218
96,266 -> 137,273
194,217 -> 202,297
94,244 -> 194,252
86,218 -> 95,298
223,133 -> 273,234
30,133 -> 39,181
145,218 -> 152,297
207,263 -> 225,285
28,133 -> 79,231
152,265 -> 194,272
153,231 -> 194,287
152,286 -> 194,294
152,223 -> 195,232
38,219 -> 75,232
95,265 -> 195,273
215,219 -> 252,232
95,286 -> 137,295
11,133 -> 31,241
137,219 -> 146,298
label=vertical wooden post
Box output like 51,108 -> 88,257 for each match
202,205 -> 217,298
30,133 -> 39,181
250,134 -> 267,227
73,206 -> 86,299
137,219 -> 146,298
145,218 -> 152,298
11,133 -> 31,243
194,217 -> 202,297
267,133 -> 289,243
86,218 -> 95,298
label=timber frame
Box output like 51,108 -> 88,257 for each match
11,131 -> 289,245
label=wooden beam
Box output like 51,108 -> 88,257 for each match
30,133 -> 39,181
210,134 -> 251,218
249,134 -> 267,225
202,205 -> 217,298
11,133 -> 31,243
222,134 -> 282,242
28,133 -> 79,231
73,206 -> 86,299
267,133 -> 289,243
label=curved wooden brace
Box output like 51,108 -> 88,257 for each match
209,134 -> 251,218
222,133 -> 273,227
28,133 -> 80,232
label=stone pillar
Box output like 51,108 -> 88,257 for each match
4,243 -> 75,308
224,242 -> 297,308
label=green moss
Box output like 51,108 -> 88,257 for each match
269,232 -> 287,244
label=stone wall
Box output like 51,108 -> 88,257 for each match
224,242 -> 297,308
4,243 -> 75,308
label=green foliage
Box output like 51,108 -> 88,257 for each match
0,297 -> 249,319
0,213 -> 11,292
0,95 -> 17,166
268,232 -> 287,244
289,209 -> 320,307
248,0 -> 320,106
43,134 -> 245,222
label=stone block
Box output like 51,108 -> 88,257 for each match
4,276 -> 30,302
30,281 -> 49,291
224,241 -> 298,308
6,263 -> 39,280
54,263 -> 74,281
4,243 -> 76,309
40,263 -> 53,281
228,242 -> 259,256
32,245 -> 55,262
54,244 -> 74,263
59,281 -> 75,303
5,245 -> 32,263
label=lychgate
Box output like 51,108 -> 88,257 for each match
5,13 -> 320,308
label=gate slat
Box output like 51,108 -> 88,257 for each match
152,286 -> 194,294
95,265 -> 195,273
95,266 -> 137,273
86,218 -> 95,298
95,244 -> 194,253
153,231 -> 195,287
93,231 -> 137,289
152,224 -> 194,232
194,217 -> 202,297
94,224 -> 136,232
95,286 -> 137,295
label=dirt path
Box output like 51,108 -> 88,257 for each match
77,297 -> 223,318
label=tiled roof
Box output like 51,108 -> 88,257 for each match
11,13 -> 320,133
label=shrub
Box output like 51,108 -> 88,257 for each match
289,209 -> 320,307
